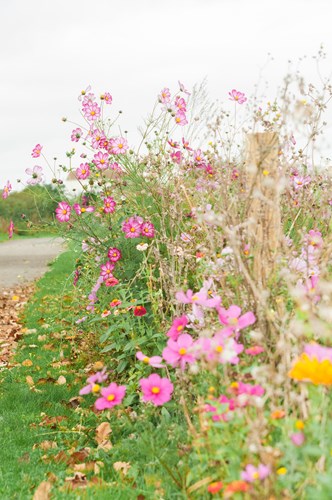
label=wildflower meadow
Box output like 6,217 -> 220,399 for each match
1,66 -> 332,499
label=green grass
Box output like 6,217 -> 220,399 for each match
0,248 -> 189,499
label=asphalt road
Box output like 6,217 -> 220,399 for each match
0,237 -> 64,290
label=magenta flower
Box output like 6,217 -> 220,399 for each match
105,276 -> 119,287
170,151 -> 183,164
55,201 -> 71,222
8,220 -> 14,239
166,315 -> 189,340
163,333 -> 195,370
158,87 -> 171,104
71,128 -> 83,142
228,89 -> 247,104
140,373 -> 174,406
175,110 -> 188,126
76,163 -> 91,180
73,204 -> 95,215
103,196 -> 116,214
204,335 -> 243,364
31,143 -> 43,158
2,180 -> 12,199
182,138 -> 192,150
100,261 -> 115,280
245,346 -> 264,356
141,221 -> 155,238
93,151 -> 109,170
291,432 -> 305,446
122,216 -> 143,238
229,381 -> 265,398
136,351 -> 164,368
306,230 -> 323,249
110,137 -> 128,155
84,102 -> 101,122
79,368 -> 108,395
107,247 -> 122,262
168,139 -> 180,148
95,382 -> 126,410
217,305 -> 256,334
241,464 -> 270,483
193,149 -> 205,164
176,288 -> 221,308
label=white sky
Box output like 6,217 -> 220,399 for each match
1,0 -> 332,189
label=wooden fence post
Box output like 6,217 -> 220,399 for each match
245,132 -> 281,289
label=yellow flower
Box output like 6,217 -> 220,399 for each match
277,467 -> 287,475
288,354 -> 332,385
295,420 -> 305,430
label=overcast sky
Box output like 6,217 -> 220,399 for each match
2,0 -> 332,189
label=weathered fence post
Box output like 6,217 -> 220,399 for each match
245,132 -> 281,289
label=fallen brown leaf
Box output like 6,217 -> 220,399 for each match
33,481 -> 52,500
96,422 -> 112,451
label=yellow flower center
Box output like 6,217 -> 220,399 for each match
296,420 -> 305,430
143,357 -> 150,364
118,143 -> 123,149
100,159 -> 105,164
192,295 -> 199,301
177,325 -> 184,332
107,394 -> 115,401
151,387 -> 160,394
179,348 -> 187,355
81,207 -> 86,213
130,227 -> 136,232
215,345 -> 223,353
229,317 -> 238,325
81,169 -> 86,174
62,209 -> 67,215
253,472 -> 260,479
92,384 -> 100,393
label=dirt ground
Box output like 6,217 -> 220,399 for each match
0,237 -> 64,290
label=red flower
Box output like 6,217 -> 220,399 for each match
207,481 -> 223,494
134,306 -> 147,317
224,480 -> 250,495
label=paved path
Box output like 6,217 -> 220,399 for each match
0,237 -> 64,290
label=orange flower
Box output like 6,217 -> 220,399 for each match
271,409 -> 286,420
225,480 -> 250,495
207,481 -> 223,494
288,354 -> 332,385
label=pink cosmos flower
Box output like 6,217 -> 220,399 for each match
228,381 -> 265,398
141,221 -> 155,238
163,333 -> 195,370
103,92 -> 113,104
103,196 -> 116,214
228,89 -> 247,104
305,230 -> 323,249
291,432 -> 305,446
78,85 -> 92,101
25,165 -> 43,185
205,395 -> 236,422
178,81 -> 191,95
100,261 -> 115,280
110,137 -> 128,155
122,216 -> 143,238
76,163 -> 91,180
93,151 -> 109,170
95,382 -> 126,410
176,288 -> 221,308
158,87 -> 171,104
293,175 -> 311,190
208,335 -> 244,364
84,102 -> 101,122
139,373 -> 174,406
79,368 -> 108,395
107,247 -> 122,262
217,305 -> 256,335
71,128 -> 83,142
8,220 -> 14,239
31,144 -> 43,158
193,149 -> 205,164
166,315 -> 189,340
136,351 -> 164,368
245,346 -> 264,356
2,181 -> 12,199
182,138 -> 192,150
168,139 -> 180,148
304,343 -> 332,362
175,110 -> 188,126
174,96 -> 187,111
170,151 -> 183,164
90,129 -> 105,149
55,201 -> 71,222
241,464 -> 270,483
73,203 -> 95,215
